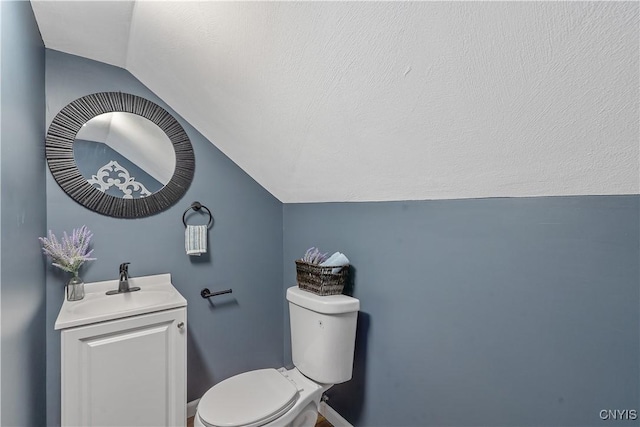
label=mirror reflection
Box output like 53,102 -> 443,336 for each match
74,112 -> 177,199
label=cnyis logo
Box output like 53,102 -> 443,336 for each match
599,409 -> 638,421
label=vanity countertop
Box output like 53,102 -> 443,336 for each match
55,273 -> 187,330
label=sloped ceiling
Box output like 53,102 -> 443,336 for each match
31,1 -> 639,203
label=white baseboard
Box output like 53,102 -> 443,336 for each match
187,399 -> 200,419
318,401 -> 353,427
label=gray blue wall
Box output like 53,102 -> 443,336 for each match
45,50 -> 284,426
283,196 -> 639,426
0,1 -> 47,426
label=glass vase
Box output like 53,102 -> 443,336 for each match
66,275 -> 85,301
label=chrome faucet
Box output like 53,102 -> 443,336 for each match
106,262 -> 141,295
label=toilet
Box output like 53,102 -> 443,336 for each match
195,286 -> 360,427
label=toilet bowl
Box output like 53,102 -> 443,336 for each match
194,368 -> 330,427
195,287 -> 360,427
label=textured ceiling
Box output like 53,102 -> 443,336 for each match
32,1 -> 639,203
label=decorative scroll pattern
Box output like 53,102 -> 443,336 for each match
45,92 -> 195,218
88,160 -> 152,199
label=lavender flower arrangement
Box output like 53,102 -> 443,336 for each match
302,247 -> 328,265
39,226 -> 96,277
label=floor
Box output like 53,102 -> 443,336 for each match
186,414 -> 333,427
316,414 -> 334,427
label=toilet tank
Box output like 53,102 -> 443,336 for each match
286,286 -> 359,385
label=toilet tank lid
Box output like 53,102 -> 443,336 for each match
286,286 -> 360,314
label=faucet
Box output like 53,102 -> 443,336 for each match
118,262 -> 130,292
106,262 -> 141,295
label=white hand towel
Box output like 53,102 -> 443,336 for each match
320,252 -> 350,274
185,225 -> 207,256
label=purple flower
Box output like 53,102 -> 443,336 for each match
302,247 -> 329,264
39,226 -> 96,276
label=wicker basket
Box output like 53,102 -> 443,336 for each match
295,260 -> 348,296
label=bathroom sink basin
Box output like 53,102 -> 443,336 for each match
55,273 -> 187,330
69,290 -> 175,316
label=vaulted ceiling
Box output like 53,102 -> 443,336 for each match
31,1 -> 639,203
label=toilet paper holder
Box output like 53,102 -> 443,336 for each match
201,288 -> 232,299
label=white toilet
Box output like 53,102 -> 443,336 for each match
195,286 -> 360,427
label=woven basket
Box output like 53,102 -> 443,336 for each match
295,260 -> 348,296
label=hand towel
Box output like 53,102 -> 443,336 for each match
320,252 -> 350,274
185,225 -> 207,256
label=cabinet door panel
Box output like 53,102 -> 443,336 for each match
62,308 -> 186,427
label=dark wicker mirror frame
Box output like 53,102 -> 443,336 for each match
46,92 -> 195,218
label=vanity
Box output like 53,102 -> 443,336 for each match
55,274 -> 187,427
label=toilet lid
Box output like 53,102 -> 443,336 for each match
198,369 -> 299,427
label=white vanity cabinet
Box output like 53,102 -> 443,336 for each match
55,274 -> 188,427
62,307 -> 186,427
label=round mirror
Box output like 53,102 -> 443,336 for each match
46,92 -> 195,218
74,112 -> 177,199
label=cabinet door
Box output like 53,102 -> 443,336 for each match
62,308 -> 186,427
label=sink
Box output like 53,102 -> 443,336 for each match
55,273 -> 187,330
69,291 -> 175,316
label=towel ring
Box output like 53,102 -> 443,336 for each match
182,201 -> 213,228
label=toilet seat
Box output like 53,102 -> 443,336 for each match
198,368 -> 299,427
